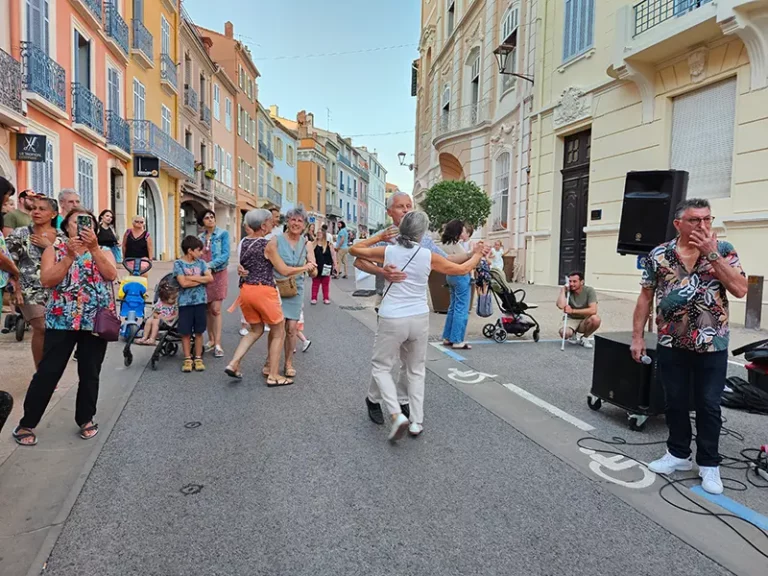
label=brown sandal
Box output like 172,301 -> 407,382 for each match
266,377 -> 294,387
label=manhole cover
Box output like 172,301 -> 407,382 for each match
339,306 -> 369,311
184,421 -> 202,429
180,484 -> 204,496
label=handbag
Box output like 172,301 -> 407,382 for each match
476,292 -> 494,318
93,283 -> 120,341
275,240 -> 307,298
322,264 -> 333,277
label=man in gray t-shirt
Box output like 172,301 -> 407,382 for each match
555,271 -> 601,348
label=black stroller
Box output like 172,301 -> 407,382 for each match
148,273 -> 183,370
482,268 -> 541,343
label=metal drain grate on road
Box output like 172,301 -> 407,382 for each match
339,306 -> 370,311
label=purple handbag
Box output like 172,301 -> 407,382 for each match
93,284 -> 120,342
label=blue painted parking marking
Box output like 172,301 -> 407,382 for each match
690,486 -> 768,531
429,342 -> 466,362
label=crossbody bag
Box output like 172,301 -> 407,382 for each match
275,241 -> 307,299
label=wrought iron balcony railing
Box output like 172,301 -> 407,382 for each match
258,140 -> 274,163
130,119 -> 195,179
354,164 -> 370,182
200,103 -> 211,126
131,19 -> 154,63
213,180 -> 236,206
160,53 -> 177,89
106,111 -> 130,155
338,154 -> 352,169
184,85 -> 199,112
105,3 -> 129,55
633,0 -> 713,36
326,203 -> 342,218
437,99 -> 489,138
0,49 -> 23,114
20,42 -> 66,112
72,83 -> 104,135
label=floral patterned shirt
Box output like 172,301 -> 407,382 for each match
46,238 -> 116,331
6,226 -> 64,305
0,232 -> 9,289
640,238 -> 745,353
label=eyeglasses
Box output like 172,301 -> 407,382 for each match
682,216 -> 715,225
133,220 -> 145,224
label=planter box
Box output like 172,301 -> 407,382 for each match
428,271 -> 451,314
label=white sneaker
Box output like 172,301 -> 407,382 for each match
388,414 -> 409,443
302,339 -> 312,352
408,422 -> 423,437
648,451 -> 693,474
239,328 -> 249,336
581,339 -> 593,349
699,466 -> 724,495
568,334 -> 582,345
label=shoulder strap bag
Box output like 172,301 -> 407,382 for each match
93,279 -> 121,342
275,240 -> 307,299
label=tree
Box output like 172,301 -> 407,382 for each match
420,180 -> 492,231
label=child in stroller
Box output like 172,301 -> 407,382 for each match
482,268 -> 541,343
147,273 -> 184,370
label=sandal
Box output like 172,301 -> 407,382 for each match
194,358 -> 206,372
266,376 -> 294,387
225,366 -> 243,380
262,365 -> 271,377
213,346 -> 224,358
79,422 -> 99,440
451,343 -> 472,350
284,367 -> 297,378
12,426 -> 38,446
182,358 -> 193,373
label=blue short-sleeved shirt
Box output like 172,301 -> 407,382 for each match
337,228 -> 349,249
174,258 -> 208,307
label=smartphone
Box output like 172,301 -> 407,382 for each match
77,214 -> 92,236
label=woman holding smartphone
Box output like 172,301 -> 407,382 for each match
12,208 -> 117,447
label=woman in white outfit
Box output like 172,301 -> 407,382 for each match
350,211 -> 483,442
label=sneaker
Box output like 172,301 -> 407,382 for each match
699,466 -> 724,495
239,327 -> 249,336
648,451 -> 693,474
193,358 -> 206,372
205,342 -> 215,352
323,299 -> 330,305
568,334 -> 581,345
366,397 -> 384,425
310,299 -> 317,305
302,339 -> 312,352
181,358 -> 193,373
400,403 -> 411,419
408,422 -> 423,437
388,414 -> 409,443
581,339 -> 593,349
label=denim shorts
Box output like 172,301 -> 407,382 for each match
177,304 -> 207,336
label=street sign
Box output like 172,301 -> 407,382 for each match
14,133 -> 47,162
308,215 -> 316,224
134,156 -> 160,178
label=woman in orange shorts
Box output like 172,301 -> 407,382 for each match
225,209 -> 315,385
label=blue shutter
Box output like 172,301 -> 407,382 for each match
563,0 -> 574,61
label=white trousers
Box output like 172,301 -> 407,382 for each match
370,314 -> 429,425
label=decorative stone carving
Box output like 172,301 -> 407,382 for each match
553,87 -> 593,129
465,18 -> 483,45
490,123 -> 516,154
420,25 -> 436,51
688,48 -> 707,83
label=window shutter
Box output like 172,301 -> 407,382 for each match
411,60 -> 418,97
671,78 -> 736,200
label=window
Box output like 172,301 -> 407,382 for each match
287,145 -> 295,166
468,49 -> 480,122
287,181 -> 294,202
32,140 -> 54,198
671,78 -> 736,200
492,152 -> 510,231
258,163 -> 265,196
27,0 -> 51,54
500,5 -> 519,94
73,30 -> 91,89
161,15 -> 170,55
160,105 -> 172,135
133,0 -> 144,21
251,119 -> 257,148
225,98 -> 232,131
77,155 -> 95,211
226,153 -> 232,187
213,84 -> 220,120
447,0 -> 456,36
258,120 -> 265,143
563,0 -> 595,62
441,85 -> 451,130
239,66 -> 244,89
274,138 -> 283,160
275,176 -> 283,194
213,144 -> 220,178
107,67 -> 121,115
237,104 -> 242,135
353,178 -> 357,198
133,79 -> 145,119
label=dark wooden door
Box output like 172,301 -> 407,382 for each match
559,130 -> 591,280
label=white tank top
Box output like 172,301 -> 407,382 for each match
378,243 -> 432,319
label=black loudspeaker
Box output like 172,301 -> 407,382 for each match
617,170 -> 688,255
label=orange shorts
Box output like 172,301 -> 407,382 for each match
239,284 -> 284,326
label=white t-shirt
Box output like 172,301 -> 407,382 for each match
377,244 -> 432,319
490,248 -> 505,269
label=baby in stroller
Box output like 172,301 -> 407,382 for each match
137,276 -> 178,346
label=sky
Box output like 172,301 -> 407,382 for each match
184,0 -> 421,193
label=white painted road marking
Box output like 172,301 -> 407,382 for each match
502,383 -> 595,432
447,368 -> 497,384
579,447 -> 657,489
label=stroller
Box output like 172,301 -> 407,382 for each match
148,273 -> 183,371
482,268 -> 541,343
118,258 -> 151,366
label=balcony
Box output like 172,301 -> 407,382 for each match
326,203 -> 342,218
160,53 -> 177,94
131,19 -> 154,69
258,140 -> 274,164
72,83 -> 105,141
0,49 -> 26,129
265,184 -> 282,207
184,85 -> 199,112
213,179 -> 236,206
104,3 -> 129,61
106,111 -> 131,160
130,119 -> 195,180
200,103 -> 211,127
633,0 -> 713,37
20,42 -> 67,119
160,0 -> 178,13
354,164 -> 370,182
434,99 -> 489,144
338,154 -> 352,169
72,0 -> 102,30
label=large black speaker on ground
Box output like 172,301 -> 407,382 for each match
617,170 -> 688,255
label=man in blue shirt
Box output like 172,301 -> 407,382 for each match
354,190 -> 481,425
335,221 -> 350,278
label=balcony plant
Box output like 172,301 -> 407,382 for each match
194,161 -> 205,172
421,179 -> 492,313
204,168 -> 217,180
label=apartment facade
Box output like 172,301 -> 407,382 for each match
269,109 -> 298,213
525,0 -> 768,321
257,102 -> 280,210
323,136 -> 341,230
354,148 -> 370,234
361,148 -> 387,231
198,21 -> 260,239
210,65 -> 237,240
0,0 -> 27,187
413,0 -> 534,269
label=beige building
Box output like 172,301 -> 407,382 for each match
210,66 -> 238,241
526,0 -> 768,321
413,0 -> 534,275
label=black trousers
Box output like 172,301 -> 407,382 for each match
20,329 -> 108,429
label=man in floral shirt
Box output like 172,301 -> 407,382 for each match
631,198 -> 747,495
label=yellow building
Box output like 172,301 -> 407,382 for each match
526,0 -> 768,321
124,0 -> 193,260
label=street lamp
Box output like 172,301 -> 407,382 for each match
398,151 -> 416,172
493,43 -> 534,84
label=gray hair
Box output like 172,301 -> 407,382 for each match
397,211 -> 429,249
244,208 -> 272,231
58,188 -> 78,202
674,198 -> 710,220
285,205 -> 307,223
387,190 -> 411,209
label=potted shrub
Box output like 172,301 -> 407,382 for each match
204,168 -> 217,180
421,179 -> 492,313
194,162 -> 205,172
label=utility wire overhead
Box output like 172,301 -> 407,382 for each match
345,129 -> 415,138
250,43 -> 418,61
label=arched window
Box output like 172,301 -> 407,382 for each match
137,181 -> 157,240
500,3 -> 520,95
492,152 -> 511,231
466,47 -> 481,123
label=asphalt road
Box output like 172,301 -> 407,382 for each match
38,275 -> 744,575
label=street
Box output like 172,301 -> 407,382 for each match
1,270 -> 767,575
